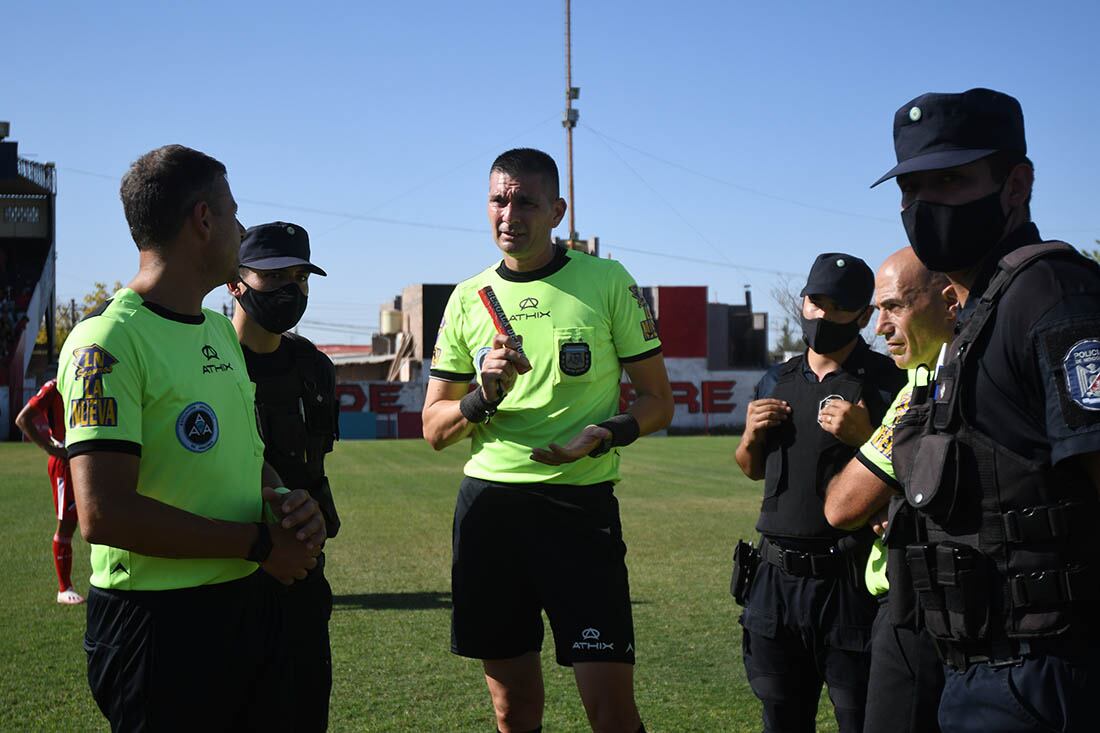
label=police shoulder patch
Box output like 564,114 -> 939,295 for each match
1063,338 -> 1100,411
176,402 -> 219,453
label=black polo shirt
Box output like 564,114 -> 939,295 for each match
955,222 -> 1100,465
754,338 -> 904,410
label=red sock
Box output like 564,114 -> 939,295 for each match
53,534 -> 73,592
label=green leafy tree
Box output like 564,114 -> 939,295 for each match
771,317 -> 803,362
38,281 -> 123,350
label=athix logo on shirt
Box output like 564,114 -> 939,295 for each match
511,296 -> 550,321
572,627 -> 614,652
201,344 -> 234,374
69,344 -> 119,428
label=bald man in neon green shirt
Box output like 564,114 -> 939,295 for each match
825,247 -> 956,733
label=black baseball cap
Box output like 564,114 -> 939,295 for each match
239,221 -> 327,276
800,253 -> 874,311
871,88 -> 1026,188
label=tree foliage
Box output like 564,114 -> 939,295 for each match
38,281 -> 123,349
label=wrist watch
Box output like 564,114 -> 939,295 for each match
246,522 -> 273,563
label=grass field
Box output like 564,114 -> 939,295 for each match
0,437 -> 843,732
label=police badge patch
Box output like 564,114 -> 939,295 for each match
1064,338 -> 1100,411
559,341 -> 591,377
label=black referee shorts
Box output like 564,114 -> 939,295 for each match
451,477 -> 636,667
84,571 -> 289,733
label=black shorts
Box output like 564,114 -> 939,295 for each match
84,571 -> 289,732
451,477 -> 635,667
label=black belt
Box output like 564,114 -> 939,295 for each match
931,637 -> 1030,672
761,537 -> 844,578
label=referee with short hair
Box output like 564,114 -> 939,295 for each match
422,148 -> 674,733
58,145 -> 325,732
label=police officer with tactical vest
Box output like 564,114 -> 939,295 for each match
734,254 -> 906,733
873,88 -> 1100,732
228,222 -> 341,732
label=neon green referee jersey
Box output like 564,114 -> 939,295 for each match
431,246 -> 662,485
57,288 -> 266,591
856,367 -> 921,596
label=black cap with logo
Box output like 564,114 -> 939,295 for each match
871,87 -> 1026,188
800,252 -> 874,311
239,221 -> 327,276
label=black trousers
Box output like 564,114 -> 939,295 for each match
938,643 -> 1100,733
740,558 -> 876,733
863,594 -> 943,733
260,562 -> 334,732
84,571 -> 288,733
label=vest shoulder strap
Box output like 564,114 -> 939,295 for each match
935,241 -> 1080,429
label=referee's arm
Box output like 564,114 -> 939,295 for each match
422,380 -> 478,450
71,452 -> 319,582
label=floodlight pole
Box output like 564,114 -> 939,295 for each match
563,0 -> 578,244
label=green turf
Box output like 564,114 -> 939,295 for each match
0,437 -> 844,731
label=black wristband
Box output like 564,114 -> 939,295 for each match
459,388 -> 503,424
246,522 -> 273,563
589,413 -> 641,457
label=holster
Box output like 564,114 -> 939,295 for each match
730,539 -> 761,606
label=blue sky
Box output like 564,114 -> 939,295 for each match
7,1 -> 1098,345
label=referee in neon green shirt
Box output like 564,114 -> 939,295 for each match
422,148 -> 674,733
825,246 -> 956,733
58,145 -> 326,731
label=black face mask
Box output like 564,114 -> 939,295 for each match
901,185 -> 1008,272
801,312 -> 862,354
238,283 -> 308,333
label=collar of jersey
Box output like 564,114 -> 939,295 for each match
495,245 -> 571,282
140,298 -> 205,325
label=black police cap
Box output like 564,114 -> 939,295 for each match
239,221 -> 327,276
871,88 -> 1026,188
799,252 -> 874,311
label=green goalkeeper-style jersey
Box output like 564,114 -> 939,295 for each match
430,246 -> 662,485
856,367 -> 921,596
57,288 -> 265,591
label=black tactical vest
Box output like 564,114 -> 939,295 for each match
756,350 -> 894,540
892,242 -> 1100,643
252,333 -> 341,538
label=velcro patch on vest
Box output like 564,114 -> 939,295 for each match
1043,321 -> 1100,429
1064,339 -> 1100,411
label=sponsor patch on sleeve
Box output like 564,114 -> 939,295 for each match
69,344 -> 119,428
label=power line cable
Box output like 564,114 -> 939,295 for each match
313,114 -> 559,236
582,124 -> 897,225
585,124 -> 743,272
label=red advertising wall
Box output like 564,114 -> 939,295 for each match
655,286 -> 707,358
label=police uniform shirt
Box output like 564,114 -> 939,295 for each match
431,246 -> 661,485
753,339 -> 902,410
956,223 -> 1100,465
57,288 -> 265,591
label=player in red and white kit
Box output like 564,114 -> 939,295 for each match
15,379 -> 84,605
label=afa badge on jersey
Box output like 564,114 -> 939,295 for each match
1064,338 -> 1100,411
176,402 -> 219,452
